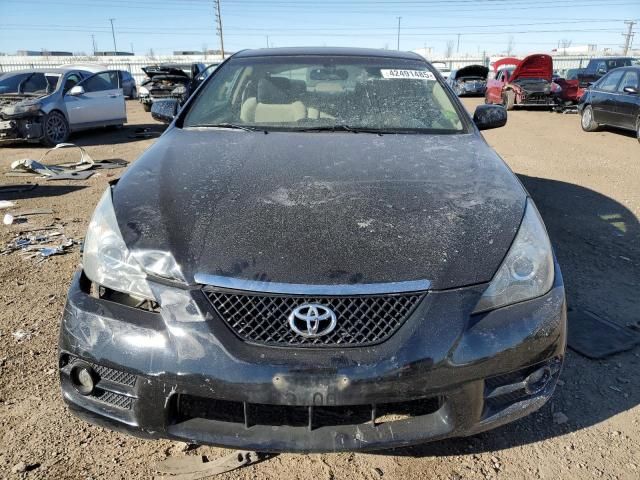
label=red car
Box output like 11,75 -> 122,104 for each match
485,54 -> 561,110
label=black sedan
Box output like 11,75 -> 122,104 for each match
579,66 -> 640,142
59,47 -> 566,452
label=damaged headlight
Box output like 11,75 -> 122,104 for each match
5,101 -> 42,116
83,188 -> 154,300
473,199 -> 554,313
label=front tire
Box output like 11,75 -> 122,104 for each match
580,105 -> 599,132
143,102 -> 152,112
42,110 -> 70,146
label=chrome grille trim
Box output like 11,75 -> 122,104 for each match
194,274 -> 431,295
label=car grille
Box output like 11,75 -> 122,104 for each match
203,289 -> 426,347
175,394 -> 442,430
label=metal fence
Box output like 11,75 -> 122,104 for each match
0,55 -> 224,85
0,53 -> 629,84
423,54 -> 604,73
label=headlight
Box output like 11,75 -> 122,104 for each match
83,188 -> 154,300
473,199 -> 554,313
138,86 -> 149,96
6,101 -> 41,116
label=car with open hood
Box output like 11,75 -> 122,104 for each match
0,67 -> 126,146
447,64 -> 489,96
485,54 -> 561,110
59,47 -> 566,452
138,62 -> 206,111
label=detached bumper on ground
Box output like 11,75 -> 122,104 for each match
59,265 -> 566,453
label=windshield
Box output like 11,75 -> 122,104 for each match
183,56 -> 465,133
0,72 -> 61,95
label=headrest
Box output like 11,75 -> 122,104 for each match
290,79 -> 307,96
257,77 -> 292,104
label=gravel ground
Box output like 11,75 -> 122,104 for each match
0,99 -> 638,479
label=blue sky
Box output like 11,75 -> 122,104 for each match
0,0 -> 638,56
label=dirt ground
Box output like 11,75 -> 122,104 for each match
0,99 -> 638,479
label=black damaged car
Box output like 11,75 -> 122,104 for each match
59,47 -> 566,452
138,62 -> 206,112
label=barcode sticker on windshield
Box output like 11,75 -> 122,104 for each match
380,69 -> 436,80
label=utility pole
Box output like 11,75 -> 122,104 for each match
622,20 -> 636,56
91,34 -> 97,55
109,18 -> 118,54
266,35 -> 270,48
396,16 -> 402,50
130,42 -> 134,55
214,0 -> 225,59
456,33 -> 461,54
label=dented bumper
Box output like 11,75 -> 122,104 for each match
0,117 -> 43,141
59,266 -> 566,452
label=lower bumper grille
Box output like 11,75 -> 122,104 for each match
68,355 -> 137,387
203,290 -> 426,347
175,395 -> 442,430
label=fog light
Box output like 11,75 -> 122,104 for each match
71,365 -> 96,395
524,366 -> 551,395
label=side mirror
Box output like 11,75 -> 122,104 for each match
151,99 -> 179,123
473,104 -> 507,130
597,68 -> 607,75
623,86 -> 638,94
68,85 -> 85,96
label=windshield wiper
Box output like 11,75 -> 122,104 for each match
296,125 -> 384,135
191,123 -> 265,132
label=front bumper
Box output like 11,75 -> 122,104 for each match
59,265 -> 566,452
0,117 -> 43,142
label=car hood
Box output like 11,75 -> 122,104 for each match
113,129 -> 526,290
142,66 -> 190,79
492,57 -> 520,72
454,65 -> 489,80
511,54 -> 553,82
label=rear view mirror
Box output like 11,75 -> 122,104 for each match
68,85 -> 85,96
151,99 -> 179,123
623,86 -> 638,94
473,104 -> 507,130
309,68 -> 348,81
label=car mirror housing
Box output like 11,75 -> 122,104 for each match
473,104 -> 507,130
68,85 -> 85,96
623,86 -> 638,95
151,99 -> 179,124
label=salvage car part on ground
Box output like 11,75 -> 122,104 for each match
7,143 -> 128,180
59,47 -> 565,452
578,66 -> 640,142
485,54 -> 562,110
0,68 -> 127,146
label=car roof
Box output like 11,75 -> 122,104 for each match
232,47 -> 424,61
590,57 -> 634,61
0,67 -> 84,75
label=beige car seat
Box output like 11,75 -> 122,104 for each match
241,77 -> 306,123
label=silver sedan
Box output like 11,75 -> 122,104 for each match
0,67 -> 127,146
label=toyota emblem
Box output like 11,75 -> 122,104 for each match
288,304 -> 337,338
